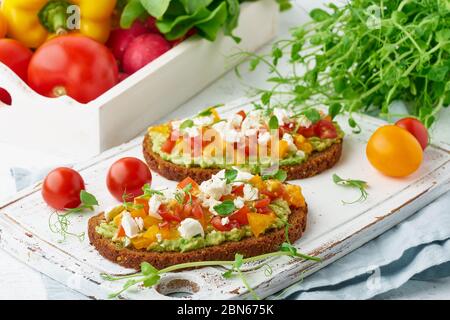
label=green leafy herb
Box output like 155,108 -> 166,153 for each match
197,104 -> 223,117
224,168 -> 238,183
48,190 -> 99,242
332,174 -> 369,204
180,119 -> 194,130
268,115 -> 279,130
238,0 -> 450,128
213,200 -> 236,216
294,108 -> 321,124
262,169 -> 287,182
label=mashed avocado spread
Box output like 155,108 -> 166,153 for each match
96,199 -> 292,253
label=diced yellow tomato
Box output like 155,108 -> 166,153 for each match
148,124 -> 170,135
131,236 -> 154,250
249,175 -> 265,190
247,212 -> 276,237
134,197 -> 149,214
284,185 -> 306,208
294,134 -> 313,154
278,140 -> 290,159
160,226 -> 180,240
113,212 -> 123,227
265,179 -> 283,193
143,216 -> 161,228
143,225 -> 160,242
130,208 -> 147,219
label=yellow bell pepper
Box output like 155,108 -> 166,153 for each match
0,11 -> 7,38
1,0 -> 116,48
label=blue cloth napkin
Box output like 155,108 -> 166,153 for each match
9,168 -> 450,300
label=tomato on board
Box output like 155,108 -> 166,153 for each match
28,35 -> 118,104
42,167 -> 85,210
211,216 -> 240,232
395,117 -> 428,150
0,39 -> 33,81
106,157 -> 152,202
366,125 -> 423,177
314,120 -> 338,139
229,205 -> 250,225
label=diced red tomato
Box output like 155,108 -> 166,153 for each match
229,205 -> 250,225
177,177 -> 199,192
159,205 -> 182,223
211,216 -> 240,232
297,125 -> 316,138
257,206 -> 272,214
254,198 -> 271,208
161,138 -> 176,154
134,197 -> 149,214
192,203 -> 204,220
314,120 -> 338,139
237,110 -> 246,121
232,184 -> 245,197
117,225 -> 126,238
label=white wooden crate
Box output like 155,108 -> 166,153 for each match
0,0 -> 279,159
0,98 -> 448,300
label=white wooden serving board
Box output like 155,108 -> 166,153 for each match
0,98 -> 448,300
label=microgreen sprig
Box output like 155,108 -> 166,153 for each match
332,174 -> 369,204
102,240 -> 320,299
48,190 -> 99,242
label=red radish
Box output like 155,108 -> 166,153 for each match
107,20 -> 147,62
145,17 -> 159,34
122,34 -> 171,74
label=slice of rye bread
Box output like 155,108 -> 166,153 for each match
142,134 -> 343,183
88,204 -> 307,270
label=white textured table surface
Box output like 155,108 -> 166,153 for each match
0,0 -> 449,300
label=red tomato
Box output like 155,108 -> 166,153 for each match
297,125 -> 316,138
106,157 -> 152,202
0,39 -> 33,82
232,184 -> 245,196
254,198 -> 271,208
0,88 -> 12,106
211,216 -> 240,232
314,120 -> 338,139
28,35 -> 118,104
395,117 -> 428,150
237,110 -> 247,121
42,167 -> 85,210
230,205 -> 250,225
192,203 -> 204,220
159,205 -> 182,223
161,138 -> 176,154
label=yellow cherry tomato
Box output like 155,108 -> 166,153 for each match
0,11 -> 7,38
366,125 -> 423,177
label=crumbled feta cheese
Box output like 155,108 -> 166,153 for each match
121,212 -> 139,238
201,197 -> 222,215
171,120 -> 184,131
282,133 -> 298,153
243,184 -> 259,201
193,115 -> 215,127
221,217 -> 230,225
148,196 -> 163,220
156,233 -> 162,242
258,131 -> 271,145
273,108 -> 290,126
235,169 -> 254,182
184,126 -> 200,138
135,217 -> 144,231
200,176 -> 230,200
296,150 -> 306,158
244,128 -> 258,137
234,197 -> 245,209
178,218 -> 205,239
223,129 -> 243,143
161,188 -> 177,200
241,113 -> 262,132
296,115 -> 312,128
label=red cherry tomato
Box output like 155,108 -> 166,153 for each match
28,35 -> 118,104
395,117 -> 428,150
211,216 -> 240,232
161,138 -> 176,154
297,125 -> 316,138
106,157 -> 152,202
42,167 -> 85,210
0,39 -> 33,82
229,205 -> 250,225
314,120 -> 338,139
254,198 -> 271,208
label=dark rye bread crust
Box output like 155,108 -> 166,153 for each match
88,204 -> 307,270
143,134 -> 343,183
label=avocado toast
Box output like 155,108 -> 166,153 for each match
88,169 -> 308,270
143,106 -> 344,183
